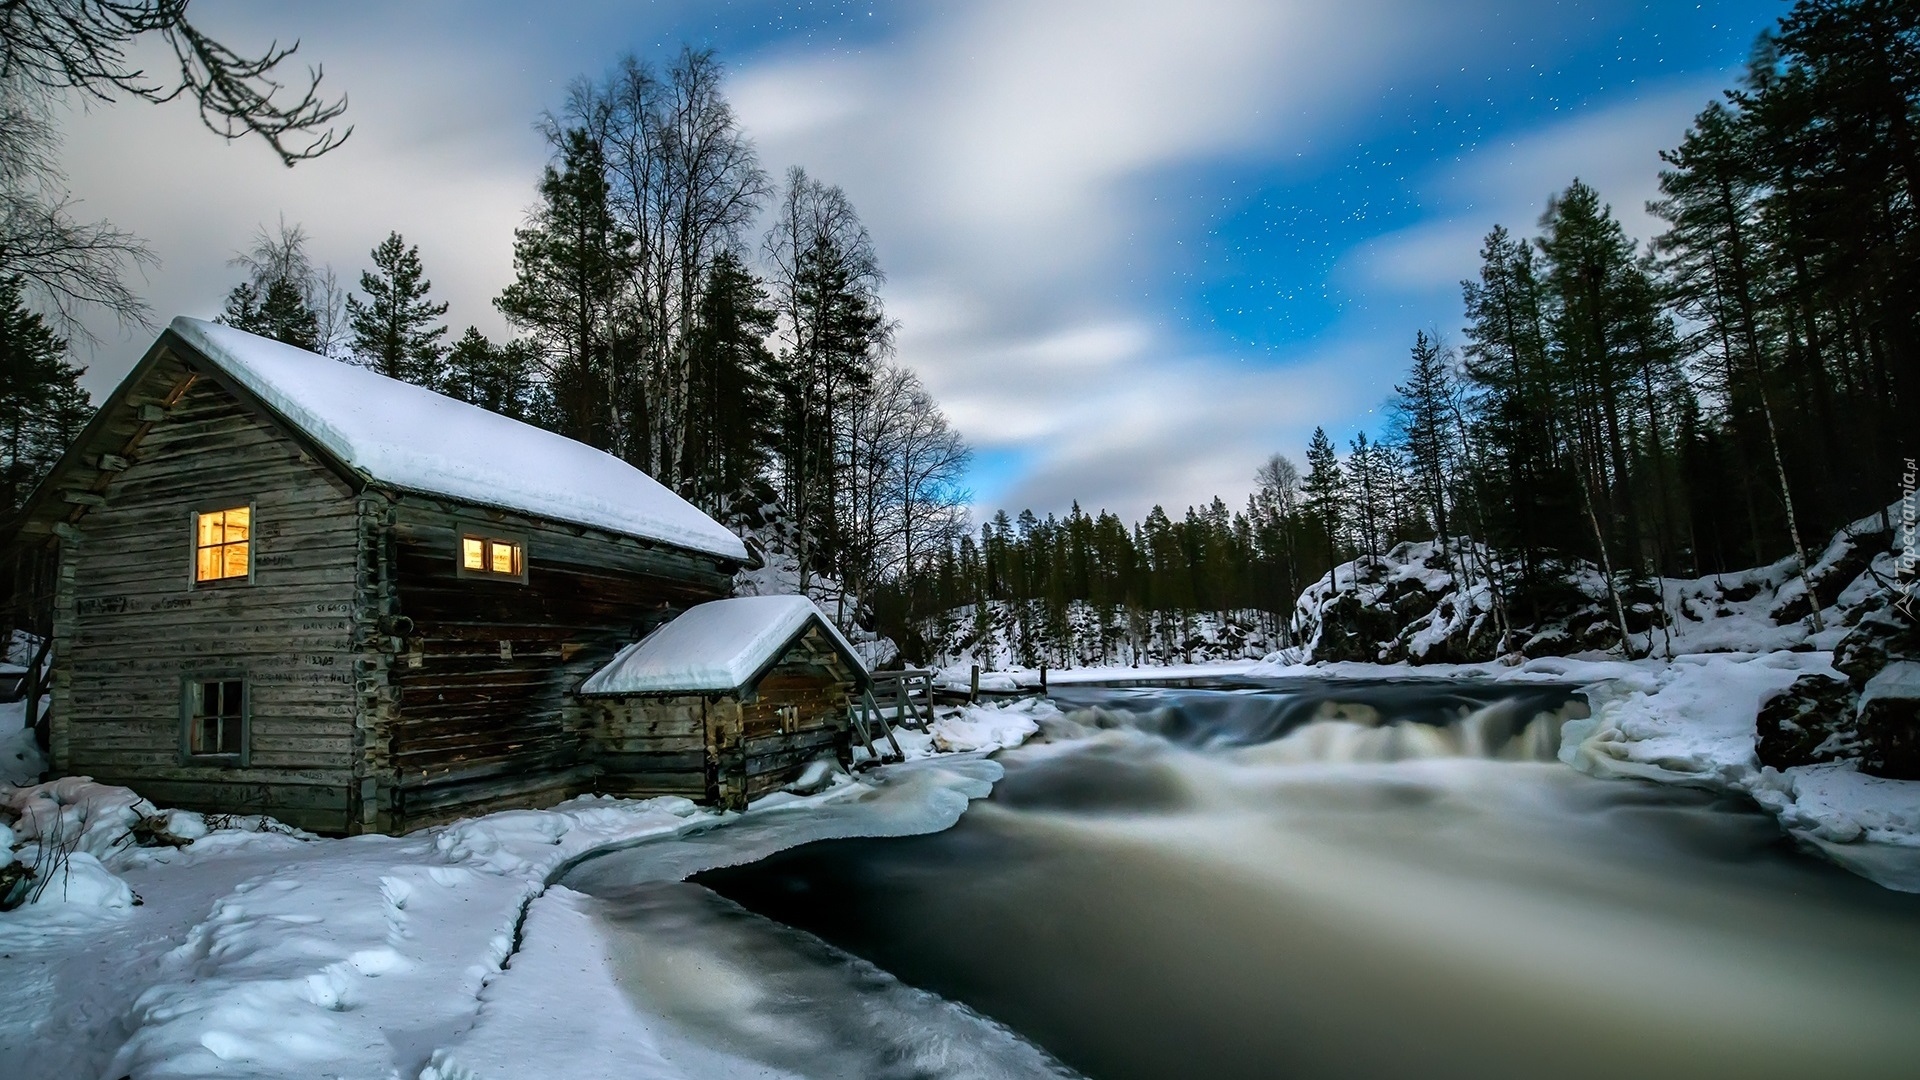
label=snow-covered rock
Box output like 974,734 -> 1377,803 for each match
889,699 -> 1053,760
1,722 -> 45,786
18,851 -> 134,910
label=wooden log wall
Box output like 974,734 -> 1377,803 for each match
53,374 -> 362,834
584,695 -> 711,799
737,664 -> 852,799
381,497 -> 733,830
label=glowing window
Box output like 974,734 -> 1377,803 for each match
186,678 -> 245,758
460,535 -> 523,580
194,506 -> 251,583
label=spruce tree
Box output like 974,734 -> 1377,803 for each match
682,250 -> 777,507
1392,331 -> 1456,546
219,276 -> 320,350
1302,426 -> 1346,589
347,232 -> 450,387
443,326 -> 540,421
0,277 -> 90,517
495,129 -> 637,450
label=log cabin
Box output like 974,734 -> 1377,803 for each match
5,317 -> 858,835
575,594 -> 870,810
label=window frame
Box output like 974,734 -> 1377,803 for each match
179,674 -> 250,767
455,531 -> 528,584
187,500 -> 257,589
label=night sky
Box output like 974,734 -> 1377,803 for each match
56,0 -> 1787,521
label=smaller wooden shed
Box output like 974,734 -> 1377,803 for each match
575,595 -> 869,808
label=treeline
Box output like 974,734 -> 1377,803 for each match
887,0 -> 1917,662
207,48 -> 972,614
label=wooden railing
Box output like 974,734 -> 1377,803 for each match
847,669 -> 938,767
869,668 -> 936,730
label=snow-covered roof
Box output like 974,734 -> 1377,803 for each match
168,318 -> 748,562
578,595 -> 865,695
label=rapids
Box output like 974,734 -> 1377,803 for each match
565,678 -> 1920,1079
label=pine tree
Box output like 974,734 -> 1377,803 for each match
443,327 -> 541,421
495,128 -> 637,450
0,276 -> 90,518
1302,426 -> 1346,589
347,232 -> 450,387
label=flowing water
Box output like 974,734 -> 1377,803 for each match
565,678 -> 1920,1079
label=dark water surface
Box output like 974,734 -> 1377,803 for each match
587,680 -> 1920,1079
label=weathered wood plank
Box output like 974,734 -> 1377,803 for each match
52,377 -> 362,825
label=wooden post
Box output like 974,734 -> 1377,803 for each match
970,663 -> 979,704
1040,664 -> 1048,694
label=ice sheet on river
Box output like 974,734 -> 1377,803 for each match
420,756 -> 1047,1080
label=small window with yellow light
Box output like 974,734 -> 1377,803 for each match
459,535 -> 525,582
193,505 -> 252,584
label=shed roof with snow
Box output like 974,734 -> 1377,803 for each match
578,595 -> 867,696
161,318 -> 747,561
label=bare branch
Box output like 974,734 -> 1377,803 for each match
0,0 -> 350,165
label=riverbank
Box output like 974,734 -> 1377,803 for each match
0,711 -> 1030,1079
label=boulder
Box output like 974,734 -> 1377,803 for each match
1313,590 -> 1408,663
1858,660 -> 1920,780
1756,674 -> 1857,769
1834,605 -> 1920,687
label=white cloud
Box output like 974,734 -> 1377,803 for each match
726,0 -> 1462,520
46,1 -> 1727,525
1352,78 -> 1728,295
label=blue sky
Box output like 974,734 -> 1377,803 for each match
57,0 -> 1786,522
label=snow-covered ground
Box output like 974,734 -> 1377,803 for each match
0,702 -> 1051,1080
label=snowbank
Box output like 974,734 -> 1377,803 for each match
1549,651 -> 1920,893
889,698 -> 1058,759
1,722 -> 46,786
0,738 -> 1029,1078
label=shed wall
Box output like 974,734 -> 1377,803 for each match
581,627 -> 856,808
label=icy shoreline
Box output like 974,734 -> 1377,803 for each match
0,705 -> 1045,1080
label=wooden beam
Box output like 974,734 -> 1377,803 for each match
61,491 -> 106,507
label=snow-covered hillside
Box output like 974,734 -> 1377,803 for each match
1293,503 -> 1903,665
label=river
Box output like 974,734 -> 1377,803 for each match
562,678 -> 1920,1079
